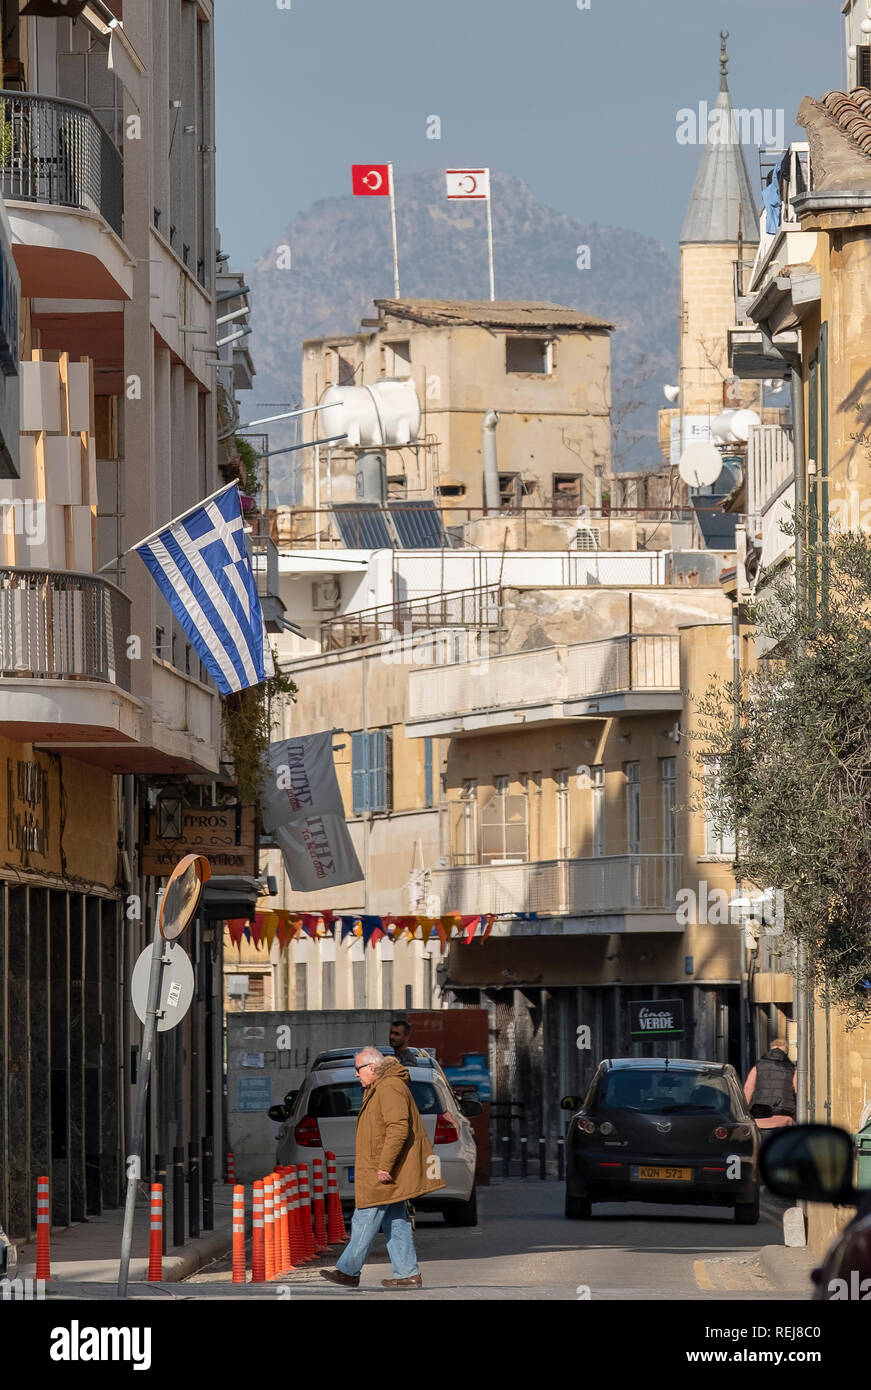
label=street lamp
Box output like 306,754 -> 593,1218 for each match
118,854 -> 211,1298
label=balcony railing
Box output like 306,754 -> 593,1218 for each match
0,569 -> 131,689
428,854 -> 682,918
0,90 -> 122,237
408,634 -> 680,724
321,583 -> 503,651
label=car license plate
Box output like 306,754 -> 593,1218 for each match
633,1165 -> 692,1181
347,1167 -> 354,1183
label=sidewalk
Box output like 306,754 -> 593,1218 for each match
10,1182 -> 235,1296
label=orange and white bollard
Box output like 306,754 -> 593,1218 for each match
264,1174 -> 276,1279
297,1164 -> 317,1261
287,1166 -> 305,1266
251,1180 -> 265,1283
277,1173 -> 292,1273
312,1159 -> 329,1251
272,1172 -> 284,1275
35,1176 -> 51,1282
325,1152 -> 348,1243
147,1184 -> 163,1282
232,1185 -> 246,1284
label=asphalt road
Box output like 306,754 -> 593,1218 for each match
177,1179 -> 809,1301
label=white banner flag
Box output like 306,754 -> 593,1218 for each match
446,168 -> 490,200
261,732 -> 363,891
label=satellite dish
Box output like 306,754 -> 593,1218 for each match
729,409 -> 761,443
678,442 -> 722,487
663,384 -> 680,403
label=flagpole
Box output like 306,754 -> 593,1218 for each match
97,480 -> 241,573
485,188 -> 495,301
388,163 -> 400,297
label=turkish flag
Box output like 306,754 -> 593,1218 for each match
352,164 -> 391,196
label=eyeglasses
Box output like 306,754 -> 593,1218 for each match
355,1063 -> 374,1074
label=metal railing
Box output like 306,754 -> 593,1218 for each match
0,90 -> 123,237
270,504 -> 724,551
428,853 -> 683,917
0,568 -> 132,689
321,583 -> 503,650
408,634 -> 680,722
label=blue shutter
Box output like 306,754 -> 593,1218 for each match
424,738 -> 433,808
351,731 -> 369,813
369,729 -> 386,812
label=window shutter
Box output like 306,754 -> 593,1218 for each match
369,729 -> 386,812
351,731 -> 369,814
424,737 -> 434,808
860,45 -> 871,89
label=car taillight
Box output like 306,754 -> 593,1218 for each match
294,1115 -> 323,1147
434,1113 -> 460,1145
578,1118 -> 597,1134
713,1125 -> 729,1140
599,1121 -> 616,1136
709,1123 -> 752,1142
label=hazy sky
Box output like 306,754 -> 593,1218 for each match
215,0 -> 839,271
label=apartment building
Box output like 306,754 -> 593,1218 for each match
291,298 -> 613,531
0,1 -> 246,1243
723,3 -> 871,1255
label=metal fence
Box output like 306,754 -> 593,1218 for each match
0,569 -> 132,689
321,583 -> 502,650
0,90 -> 123,237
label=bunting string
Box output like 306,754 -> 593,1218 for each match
223,910 -> 498,952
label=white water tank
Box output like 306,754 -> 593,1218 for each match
711,408 -> 761,444
320,379 -> 421,449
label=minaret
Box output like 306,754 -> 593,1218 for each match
677,32 -> 760,419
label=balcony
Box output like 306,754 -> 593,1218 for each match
0,567 -> 141,751
428,854 -> 683,931
0,90 -> 132,300
406,634 -> 682,737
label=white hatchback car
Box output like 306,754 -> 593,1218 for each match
273,1048 -> 480,1225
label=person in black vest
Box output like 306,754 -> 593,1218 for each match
743,1037 -> 797,1129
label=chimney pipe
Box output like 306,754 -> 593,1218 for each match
482,410 -> 501,514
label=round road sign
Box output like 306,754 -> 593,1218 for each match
130,941 -> 195,1032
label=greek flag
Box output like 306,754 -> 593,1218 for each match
134,483 -> 274,694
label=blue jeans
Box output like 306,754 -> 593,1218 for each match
335,1201 -> 419,1279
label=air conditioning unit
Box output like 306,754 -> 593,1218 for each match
574,527 -> 601,551
227,975 -> 249,997
311,578 -> 341,611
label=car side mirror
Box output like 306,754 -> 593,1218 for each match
760,1124 -> 856,1204
283,1090 -> 298,1110
458,1095 -> 483,1118
268,1103 -> 288,1123
560,1095 -> 582,1111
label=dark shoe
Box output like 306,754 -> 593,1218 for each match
381,1274 -> 422,1288
320,1268 -> 360,1288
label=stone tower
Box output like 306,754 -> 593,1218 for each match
677,32 -> 760,422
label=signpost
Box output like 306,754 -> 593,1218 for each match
117,853 -> 210,1299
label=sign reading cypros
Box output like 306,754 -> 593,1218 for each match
140,802 -> 256,876
628,999 -> 686,1040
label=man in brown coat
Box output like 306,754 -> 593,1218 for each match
320,1047 -> 445,1289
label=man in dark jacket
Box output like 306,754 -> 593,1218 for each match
744,1038 -> 797,1129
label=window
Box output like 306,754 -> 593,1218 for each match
704,758 -> 736,856
552,475 -> 584,515
422,954 -> 432,1007
424,738 -> 435,808
353,959 -> 366,1008
331,348 -> 357,386
480,777 -> 529,863
598,1068 -> 734,1116
155,626 -> 166,659
624,761 -> 641,855
384,340 -> 411,376
498,473 -> 521,510
555,769 -> 570,860
322,960 -> 335,1009
660,758 -> 676,855
591,766 -> 604,858
506,336 -> 552,374
859,44 -> 871,89
381,959 -> 393,1009
295,963 -> 307,1010
351,730 -> 393,813
454,778 -> 478,865
307,1080 -> 444,1118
